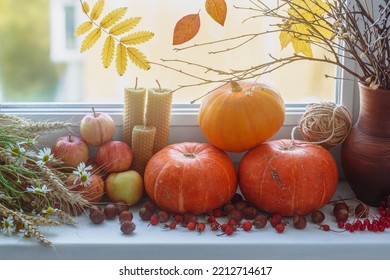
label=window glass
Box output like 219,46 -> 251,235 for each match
0,0 -> 337,104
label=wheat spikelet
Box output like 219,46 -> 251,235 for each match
20,121 -> 71,134
0,204 -> 53,247
23,220 -> 52,247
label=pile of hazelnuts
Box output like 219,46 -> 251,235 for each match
88,201 -> 136,234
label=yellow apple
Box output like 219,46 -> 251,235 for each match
105,170 -> 144,206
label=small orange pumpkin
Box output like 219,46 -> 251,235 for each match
198,81 -> 285,153
238,139 -> 338,216
144,142 -> 238,214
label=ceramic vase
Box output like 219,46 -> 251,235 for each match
341,82 -> 390,206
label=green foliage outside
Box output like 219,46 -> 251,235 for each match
0,0 -> 62,101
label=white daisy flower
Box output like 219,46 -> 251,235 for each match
26,184 -> 51,194
36,147 -> 53,166
74,162 -> 93,175
41,206 -> 59,215
1,216 -> 15,236
72,162 -> 93,186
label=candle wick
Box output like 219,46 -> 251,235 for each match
135,77 -> 138,90
155,79 -> 162,92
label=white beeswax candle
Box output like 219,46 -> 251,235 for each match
122,87 -> 147,148
131,125 -> 156,176
145,87 -> 173,154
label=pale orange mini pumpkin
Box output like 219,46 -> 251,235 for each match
144,142 -> 238,214
198,81 -> 285,153
238,139 -> 338,216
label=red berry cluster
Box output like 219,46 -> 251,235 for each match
332,199 -> 390,233
137,193 -> 390,236
138,194 -> 294,235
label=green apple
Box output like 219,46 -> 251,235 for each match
105,170 -> 144,206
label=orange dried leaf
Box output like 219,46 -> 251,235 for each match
172,13 -> 201,45
205,0 -> 227,26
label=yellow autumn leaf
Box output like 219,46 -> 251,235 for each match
101,36 -> 115,68
74,21 -> 93,36
292,37 -> 313,57
81,1 -> 90,14
127,47 -> 150,70
90,0 -> 105,21
116,44 -> 128,76
120,31 -> 154,45
100,7 -> 127,29
81,28 -> 102,53
110,17 -> 141,36
279,0 -> 332,57
279,30 -> 292,50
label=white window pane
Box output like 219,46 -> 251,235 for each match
0,0 -> 337,104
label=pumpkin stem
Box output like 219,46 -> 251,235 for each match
230,81 -> 242,92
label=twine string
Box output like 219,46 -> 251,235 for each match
291,102 -> 352,148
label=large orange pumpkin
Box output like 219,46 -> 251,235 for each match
144,142 -> 238,214
198,81 -> 285,153
238,139 -> 338,216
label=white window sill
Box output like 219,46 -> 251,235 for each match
1,181 -> 388,260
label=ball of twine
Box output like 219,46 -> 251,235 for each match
291,102 -> 352,149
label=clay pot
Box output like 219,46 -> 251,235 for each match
341,83 -> 390,206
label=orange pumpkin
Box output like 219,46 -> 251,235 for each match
198,81 -> 285,153
144,142 -> 238,214
238,139 -> 338,216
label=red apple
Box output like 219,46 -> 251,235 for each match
66,173 -> 105,204
80,108 -> 115,146
52,135 -> 89,168
96,140 -> 133,173
105,170 -> 144,205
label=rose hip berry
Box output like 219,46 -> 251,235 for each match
197,222 -> 206,232
270,213 -> 283,228
187,221 -> 197,231
275,223 -> 285,233
242,221 -> 253,231
149,216 -> 159,226
167,221 -> 177,229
